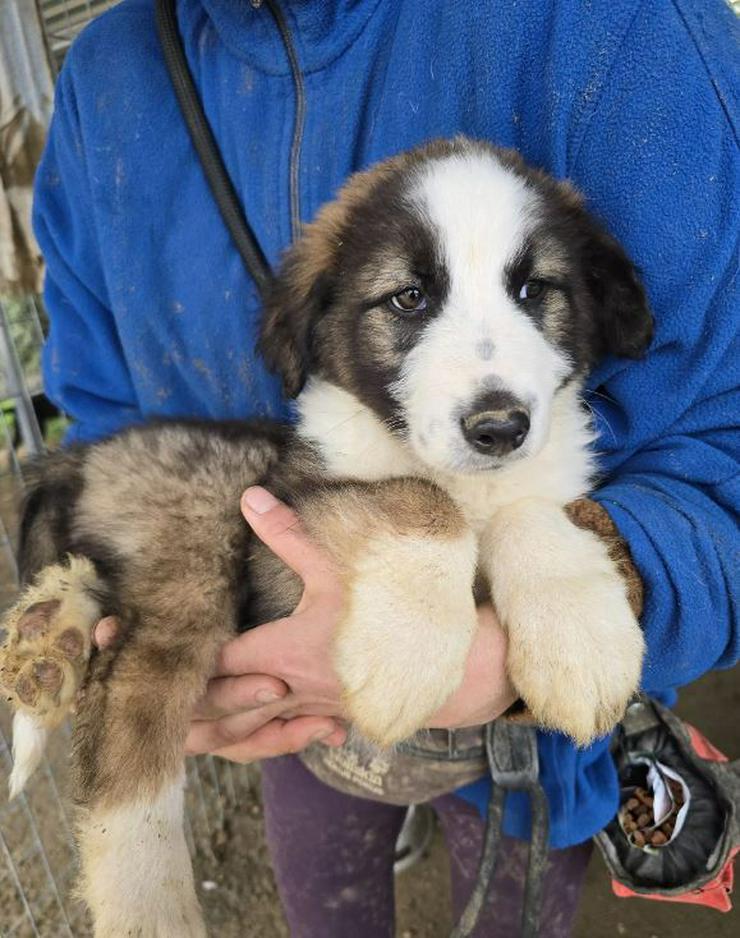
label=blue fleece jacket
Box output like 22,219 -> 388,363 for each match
33,0 -> 739,848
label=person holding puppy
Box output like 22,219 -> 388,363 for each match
33,1 -> 738,935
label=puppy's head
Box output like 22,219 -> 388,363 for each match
260,138 -> 652,474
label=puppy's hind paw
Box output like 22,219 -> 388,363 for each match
0,557 -> 103,729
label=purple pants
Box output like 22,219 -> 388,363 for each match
261,755 -> 592,937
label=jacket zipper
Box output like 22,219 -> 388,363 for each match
264,0 -> 307,244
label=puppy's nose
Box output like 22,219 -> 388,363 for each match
461,408 -> 530,455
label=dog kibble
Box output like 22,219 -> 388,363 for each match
620,782 -> 686,849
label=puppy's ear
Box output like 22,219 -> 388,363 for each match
258,233 -> 335,398
583,226 -> 654,360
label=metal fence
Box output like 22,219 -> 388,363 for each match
37,1 -> 120,71
0,297 -> 264,937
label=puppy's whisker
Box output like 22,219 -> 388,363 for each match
313,408 -> 366,439
583,387 -> 617,404
579,394 -> 616,445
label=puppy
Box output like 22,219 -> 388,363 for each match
0,138 -> 651,937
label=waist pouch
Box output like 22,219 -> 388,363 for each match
596,698 -> 740,912
300,726 -> 489,805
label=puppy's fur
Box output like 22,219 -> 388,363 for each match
0,138 -> 652,936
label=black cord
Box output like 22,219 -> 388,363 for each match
450,721 -> 549,938
522,784 -> 550,938
449,780 -> 506,937
155,0 -> 273,303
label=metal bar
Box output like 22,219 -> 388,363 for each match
189,758 -> 212,833
24,297 -> 46,350
0,404 -> 24,481
224,759 -> 238,805
0,826 -> 41,938
0,514 -> 20,590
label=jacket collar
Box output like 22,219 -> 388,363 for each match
198,0 -> 383,75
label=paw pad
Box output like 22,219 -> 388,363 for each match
17,600 -> 61,641
15,673 -> 39,707
32,659 -> 64,695
54,628 -> 85,660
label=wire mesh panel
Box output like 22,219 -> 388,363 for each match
0,295 -> 49,600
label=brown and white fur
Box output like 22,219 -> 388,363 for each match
0,138 -> 652,936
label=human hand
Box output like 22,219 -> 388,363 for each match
184,487 -> 350,761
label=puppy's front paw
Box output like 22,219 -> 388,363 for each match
505,574 -> 644,746
486,499 -> 644,747
0,557 -> 103,727
334,530 -> 478,748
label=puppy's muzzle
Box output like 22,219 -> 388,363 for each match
461,394 -> 530,456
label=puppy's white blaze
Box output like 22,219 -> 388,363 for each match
79,773 -> 205,938
416,150 -> 536,278
397,151 -> 571,471
9,711 -> 48,799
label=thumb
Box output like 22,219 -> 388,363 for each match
241,487 -> 335,589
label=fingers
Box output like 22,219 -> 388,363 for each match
186,699 -> 287,754
210,719 -> 347,763
213,615 -> 318,679
192,673 -> 289,719
241,487 -> 336,591
186,709 -> 346,761
213,620 -> 282,677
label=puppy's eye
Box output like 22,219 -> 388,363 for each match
389,287 -> 427,314
518,279 -> 546,301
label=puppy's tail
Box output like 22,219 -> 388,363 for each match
9,711 -> 49,799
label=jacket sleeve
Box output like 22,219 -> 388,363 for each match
568,0 -> 739,696
33,64 -> 141,444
